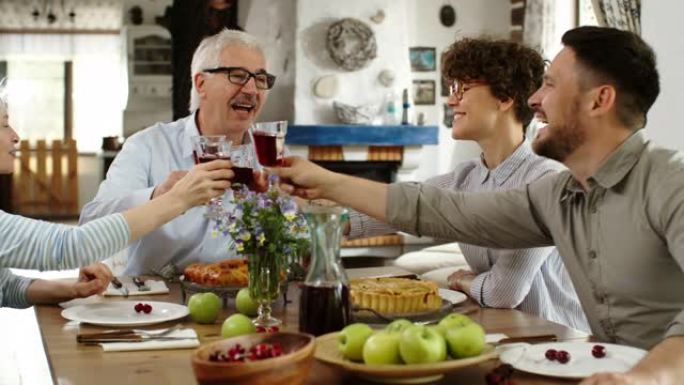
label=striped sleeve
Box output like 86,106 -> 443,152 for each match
469,246 -> 553,307
0,211 -> 131,271
0,268 -> 34,308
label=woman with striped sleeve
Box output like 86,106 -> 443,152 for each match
0,88 -> 233,308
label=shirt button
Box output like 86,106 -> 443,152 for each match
596,293 -> 607,304
588,250 -> 597,259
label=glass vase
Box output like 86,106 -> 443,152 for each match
298,203 -> 351,336
248,249 -> 282,328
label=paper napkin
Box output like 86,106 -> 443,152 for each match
100,328 -> 199,352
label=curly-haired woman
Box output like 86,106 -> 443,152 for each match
347,38 -> 589,331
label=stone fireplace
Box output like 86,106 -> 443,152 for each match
288,124 -> 439,258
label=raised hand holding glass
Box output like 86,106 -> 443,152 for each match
191,135 -> 232,219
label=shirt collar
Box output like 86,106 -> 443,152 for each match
477,140 -> 534,186
181,110 -> 201,158
560,130 -> 648,201
589,130 -> 648,189
182,111 -> 253,158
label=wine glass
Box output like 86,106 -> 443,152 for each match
228,144 -> 257,190
191,135 -> 232,219
250,121 -> 287,187
250,121 -> 287,167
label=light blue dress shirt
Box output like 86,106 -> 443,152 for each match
80,112 -> 239,275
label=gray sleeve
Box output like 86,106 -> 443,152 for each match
0,269 -> 34,309
654,168 -> 684,338
347,211 -> 397,239
385,182 -> 553,249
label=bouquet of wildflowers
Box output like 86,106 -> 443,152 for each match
213,186 -> 309,298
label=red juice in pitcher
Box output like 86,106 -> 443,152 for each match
299,283 -> 351,336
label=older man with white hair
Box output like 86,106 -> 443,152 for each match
80,29 -> 274,276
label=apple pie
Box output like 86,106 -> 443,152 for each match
184,259 -> 249,287
350,277 -> 442,314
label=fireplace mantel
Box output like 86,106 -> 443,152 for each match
287,124 -> 438,146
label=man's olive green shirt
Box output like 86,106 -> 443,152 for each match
387,131 -> 684,349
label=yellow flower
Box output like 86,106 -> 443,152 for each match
236,243 -> 244,252
258,233 -> 266,246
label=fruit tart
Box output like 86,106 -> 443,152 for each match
350,277 -> 442,314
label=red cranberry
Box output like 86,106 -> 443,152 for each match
142,304 -> 152,314
592,344 -> 606,358
134,303 -> 144,313
255,326 -> 266,333
545,349 -> 558,361
267,326 -> 279,333
556,350 -> 571,364
485,372 -> 503,385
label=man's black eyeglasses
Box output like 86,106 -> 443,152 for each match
203,67 -> 276,90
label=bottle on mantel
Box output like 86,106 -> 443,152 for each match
298,203 -> 351,336
401,88 -> 411,125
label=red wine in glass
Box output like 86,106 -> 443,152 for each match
198,154 -> 231,164
231,166 -> 254,187
298,283 -> 351,336
253,131 -> 284,167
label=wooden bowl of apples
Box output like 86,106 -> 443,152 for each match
191,332 -> 315,385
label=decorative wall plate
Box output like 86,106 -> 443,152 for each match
326,18 -> 377,71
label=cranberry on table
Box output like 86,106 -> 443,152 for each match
556,350 -> 571,364
485,364 -> 515,385
545,349 -> 558,361
592,344 -> 606,358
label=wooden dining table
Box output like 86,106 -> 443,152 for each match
34,272 -> 589,385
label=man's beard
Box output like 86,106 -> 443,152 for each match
532,101 -> 585,162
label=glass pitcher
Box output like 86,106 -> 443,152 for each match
299,202 -> 351,336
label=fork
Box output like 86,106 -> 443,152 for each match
77,324 -> 184,342
110,277 -> 129,298
132,277 -> 151,292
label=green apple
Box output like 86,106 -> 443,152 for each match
221,313 -> 256,338
429,324 -> 446,337
338,323 -> 374,361
385,319 -> 413,334
398,325 -> 447,364
235,288 -> 259,317
438,313 -> 473,331
187,292 -> 221,324
445,322 -> 486,359
362,331 -> 403,365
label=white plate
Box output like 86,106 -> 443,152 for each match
438,288 -> 468,306
61,300 -> 189,327
499,342 -> 647,380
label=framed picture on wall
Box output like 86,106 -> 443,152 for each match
409,47 -> 436,72
413,80 -> 436,105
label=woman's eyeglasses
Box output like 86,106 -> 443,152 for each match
448,80 -> 488,101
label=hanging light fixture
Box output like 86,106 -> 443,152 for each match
30,0 -> 77,25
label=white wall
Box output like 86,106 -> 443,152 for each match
294,0 -> 412,125
243,0 -> 297,122
642,1 -> 684,150
406,0 -> 510,179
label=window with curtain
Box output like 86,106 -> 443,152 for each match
0,33 -> 124,153
5,60 -> 65,144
